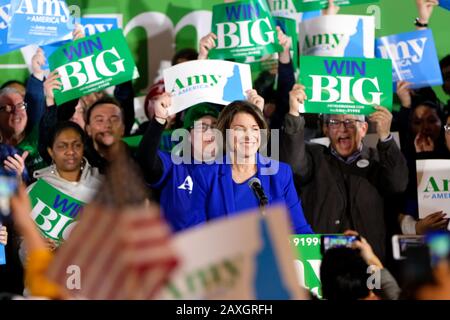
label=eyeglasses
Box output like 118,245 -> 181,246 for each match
327,119 -> 363,129
445,124 -> 450,134
0,101 -> 27,113
192,123 -> 216,132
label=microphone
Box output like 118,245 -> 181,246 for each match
248,177 -> 269,207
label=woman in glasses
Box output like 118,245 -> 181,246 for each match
188,98 -> 313,234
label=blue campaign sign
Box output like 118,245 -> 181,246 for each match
7,0 -> 74,46
375,29 -> 443,90
40,16 -> 119,70
439,0 -> 450,10
80,17 -> 118,37
0,244 -> 5,265
0,0 -> 25,55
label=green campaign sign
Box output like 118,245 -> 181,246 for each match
28,180 -> 85,242
294,0 -> 379,12
49,28 -> 139,105
209,0 -> 283,60
290,235 -> 323,298
299,55 -> 392,115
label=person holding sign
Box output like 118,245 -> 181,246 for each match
189,98 -> 313,234
280,84 -> 408,260
21,121 -> 101,261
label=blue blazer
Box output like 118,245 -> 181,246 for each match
189,154 -> 313,234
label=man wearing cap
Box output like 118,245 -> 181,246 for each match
280,84 -> 409,261
137,94 -> 220,232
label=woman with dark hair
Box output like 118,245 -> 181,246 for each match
189,99 -> 313,234
396,87 -> 450,235
20,122 -> 101,258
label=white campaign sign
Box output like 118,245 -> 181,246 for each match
417,159 -> 450,221
299,14 -> 375,58
154,206 -> 309,300
163,59 -> 252,115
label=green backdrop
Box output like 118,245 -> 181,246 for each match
0,0 -> 448,101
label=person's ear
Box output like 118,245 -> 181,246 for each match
360,121 -> 369,138
47,147 -> 54,161
85,124 -> 92,137
323,123 -> 329,137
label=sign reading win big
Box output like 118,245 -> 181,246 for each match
299,56 -> 392,115
49,29 -> 139,105
209,0 -> 282,60
28,180 -> 85,242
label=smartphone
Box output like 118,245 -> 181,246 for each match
392,235 -> 425,260
0,169 -> 18,220
320,235 -> 360,254
425,231 -> 450,266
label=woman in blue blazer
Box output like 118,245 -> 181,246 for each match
190,100 -> 313,234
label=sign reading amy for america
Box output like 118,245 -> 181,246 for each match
7,0 -> 74,46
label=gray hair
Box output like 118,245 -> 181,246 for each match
322,114 -> 366,124
0,87 -> 22,99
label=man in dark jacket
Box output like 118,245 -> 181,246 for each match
280,84 -> 409,261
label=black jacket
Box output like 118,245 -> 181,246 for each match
280,114 -> 409,260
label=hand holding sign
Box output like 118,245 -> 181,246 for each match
416,0 -> 439,28
44,71 -> 62,107
289,84 -> 307,117
198,32 -> 217,60
368,106 -> 392,141
32,48 -> 46,81
322,0 -> 340,15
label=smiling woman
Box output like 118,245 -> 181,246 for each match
189,99 -> 313,234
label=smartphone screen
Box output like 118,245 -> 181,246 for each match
0,170 -> 18,220
393,235 -> 425,260
321,235 -> 359,254
425,231 -> 450,266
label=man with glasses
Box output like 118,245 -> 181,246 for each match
280,84 -> 409,261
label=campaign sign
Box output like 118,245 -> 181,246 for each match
291,235 -> 323,298
164,59 -> 252,115
294,0 -> 379,12
0,243 -> 5,265
299,14 -> 375,58
0,0 -> 25,55
28,179 -> 85,242
41,16 -> 120,70
155,206 -> 309,300
439,0 -> 450,10
375,29 -> 443,90
416,160 -> 450,220
49,29 -> 139,105
209,0 -> 283,60
7,0 -> 74,46
268,0 -> 321,22
299,55 -> 392,115
80,16 -> 119,37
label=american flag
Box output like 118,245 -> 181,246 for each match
45,149 -> 178,299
